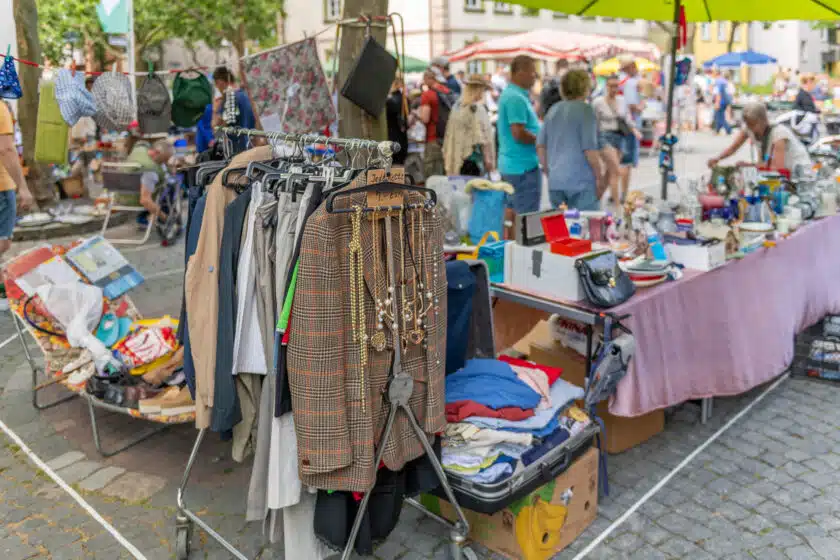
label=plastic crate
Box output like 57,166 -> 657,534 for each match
792,319 -> 840,382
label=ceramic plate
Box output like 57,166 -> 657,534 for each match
56,214 -> 93,225
739,222 -> 774,233
629,273 -> 668,282
633,276 -> 669,288
16,213 -> 53,227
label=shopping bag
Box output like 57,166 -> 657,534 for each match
468,188 -> 506,245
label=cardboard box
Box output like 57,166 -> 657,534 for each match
423,447 -> 599,560
666,242 -> 725,272
505,243 -> 587,303
527,320 -> 664,454
496,300 -> 550,356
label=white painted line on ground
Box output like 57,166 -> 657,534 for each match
574,373 -> 790,560
143,268 -> 182,281
121,244 -> 165,254
0,418 -> 148,559
0,333 -> 17,352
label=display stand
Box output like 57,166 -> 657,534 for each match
490,284 -> 714,424
174,127 -> 472,560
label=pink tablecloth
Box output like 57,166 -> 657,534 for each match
608,215 -> 840,416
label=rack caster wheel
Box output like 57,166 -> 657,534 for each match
448,542 -> 478,560
175,514 -> 192,560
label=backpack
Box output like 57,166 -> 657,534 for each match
435,89 -> 457,140
171,72 -> 213,127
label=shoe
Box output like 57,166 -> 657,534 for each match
141,346 -> 184,385
158,387 -> 195,417
124,384 -> 164,409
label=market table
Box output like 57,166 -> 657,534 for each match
492,214 -> 840,419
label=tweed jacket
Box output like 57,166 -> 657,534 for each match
288,172 -> 447,492
185,145 -> 272,429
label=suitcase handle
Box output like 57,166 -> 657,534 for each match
538,449 -> 571,483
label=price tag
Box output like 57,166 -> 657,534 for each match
366,190 -> 404,208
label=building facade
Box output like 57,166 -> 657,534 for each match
748,21 -> 833,86
280,0 -> 650,72
692,21 -> 750,82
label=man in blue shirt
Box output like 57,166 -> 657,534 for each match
212,67 -> 256,154
433,57 -> 462,96
497,55 -> 541,218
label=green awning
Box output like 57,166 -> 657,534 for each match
325,51 -> 429,76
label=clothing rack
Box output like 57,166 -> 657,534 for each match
175,129 -> 471,560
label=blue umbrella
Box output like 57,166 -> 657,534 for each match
703,50 -> 778,69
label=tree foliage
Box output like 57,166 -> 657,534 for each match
37,0 -> 280,66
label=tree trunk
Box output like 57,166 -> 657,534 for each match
13,0 -> 53,206
727,22 -> 740,53
337,0 -> 389,141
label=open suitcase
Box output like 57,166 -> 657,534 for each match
436,259 -> 599,515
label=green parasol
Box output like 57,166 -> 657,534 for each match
325,51 -> 429,76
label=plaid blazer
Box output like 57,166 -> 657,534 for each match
288,173 -> 447,492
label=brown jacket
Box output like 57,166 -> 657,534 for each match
186,146 -> 272,428
288,174 -> 447,492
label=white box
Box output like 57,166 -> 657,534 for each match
505,243 -> 588,302
666,242 -> 725,271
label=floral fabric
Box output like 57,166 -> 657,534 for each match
241,38 -> 335,134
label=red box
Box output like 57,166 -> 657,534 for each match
540,214 -> 592,257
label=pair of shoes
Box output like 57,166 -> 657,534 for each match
138,386 -> 194,416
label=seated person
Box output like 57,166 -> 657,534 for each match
707,102 -> 811,172
124,139 -> 174,223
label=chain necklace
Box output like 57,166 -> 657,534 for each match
370,209 -> 391,353
348,205 -> 367,413
407,207 -> 427,346
398,209 -> 412,352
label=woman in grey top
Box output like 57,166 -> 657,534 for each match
592,75 -> 640,205
537,70 -> 604,211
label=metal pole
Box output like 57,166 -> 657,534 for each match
126,0 -> 137,114
660,0 -> 681,201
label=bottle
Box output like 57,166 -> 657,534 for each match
645,223 -> 668,261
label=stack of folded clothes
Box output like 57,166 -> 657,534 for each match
443,357 -> 591,485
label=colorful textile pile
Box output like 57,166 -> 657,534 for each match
442,357 -> 590,485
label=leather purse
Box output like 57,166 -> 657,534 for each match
575,251 -> 635,309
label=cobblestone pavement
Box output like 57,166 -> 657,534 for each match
1,132 -> 839,559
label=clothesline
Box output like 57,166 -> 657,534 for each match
0,54 -> 209,77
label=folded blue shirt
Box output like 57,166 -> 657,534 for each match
522,427 -> 571,466
463,378 -> 584,433
445,359 -> 542,411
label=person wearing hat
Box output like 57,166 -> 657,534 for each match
212,67 -> 256,153
443,75 -> 495,176
433,56 -> 461,96
0,101 -> 33,267
419,68 -> 454,179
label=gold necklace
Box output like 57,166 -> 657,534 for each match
398,208 -> 411,352
348,205 -> 367,412
370,209 -> 389,353
408,207 -> 426,346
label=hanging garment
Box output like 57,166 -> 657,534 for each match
288,174 -> 447,493
211,186 -> 252,434
137,74 -> 172,135
252,193 -> 279,365
34,81 -> 69,165
240,38 -> 335,135
186,145 -> 272,429
232,187 -> 268,377
0,51 -> 22,99
91,70 -> 135,132
181,193 -> 206,399
171,72 -> 213,127
232,373 -> 262,462
54,69 -> 97,125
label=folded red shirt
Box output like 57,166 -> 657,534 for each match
497,355 -> 563,385
446,400 -> 535,423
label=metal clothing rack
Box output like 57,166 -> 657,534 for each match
175,128 -> 470,560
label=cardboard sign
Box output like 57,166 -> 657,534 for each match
365,168 -> 407,209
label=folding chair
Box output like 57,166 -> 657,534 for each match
100,162 -> 154,245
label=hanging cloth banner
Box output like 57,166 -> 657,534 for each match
96,0 -> 129,35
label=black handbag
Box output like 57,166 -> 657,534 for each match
575,251 -> 635,309
616,116 -> 633,137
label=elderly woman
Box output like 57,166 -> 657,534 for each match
442,75 -> 496,176
537,69 -> 603,210
708,102 -> 811,172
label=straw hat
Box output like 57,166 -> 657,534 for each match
462,74 -> 491,89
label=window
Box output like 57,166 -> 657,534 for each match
494,2 -> 513,14
553,11 -> 568,18
324,0 -> 341,21
464,0 -> 484,12
717,22 -> 727,42
801,40 -> 808,63
621,18 -> 634,23
600,16 -> 615,22
700,23 -> 711,41
467,60 -> 483,74
522,7 -> 540,17
733,23 -> 741,43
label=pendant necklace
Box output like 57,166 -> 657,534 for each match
398,208 -> 412,352
348,205 -> 368,412
408,207 -> 427,346
370,209 -> 391,353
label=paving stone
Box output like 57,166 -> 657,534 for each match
641,523 -> 671,546
731,487 -> 766,509
749,546 -> 789,560
45,451 -> 85,471
805,536 -> 840,560
78,466 -> 126,492
101,471 -> 166,502
785,545 -> 824,560
56,460 -> 102,484
739,514 -> 776,534
658,537 -> 707,558
374,538 -> 406,560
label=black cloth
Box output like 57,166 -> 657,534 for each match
385,91 -> 408,165
211,186 -> 252,435
314,438 -> 442,555
795,89 -> 820,114
274,183 -> 325,417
